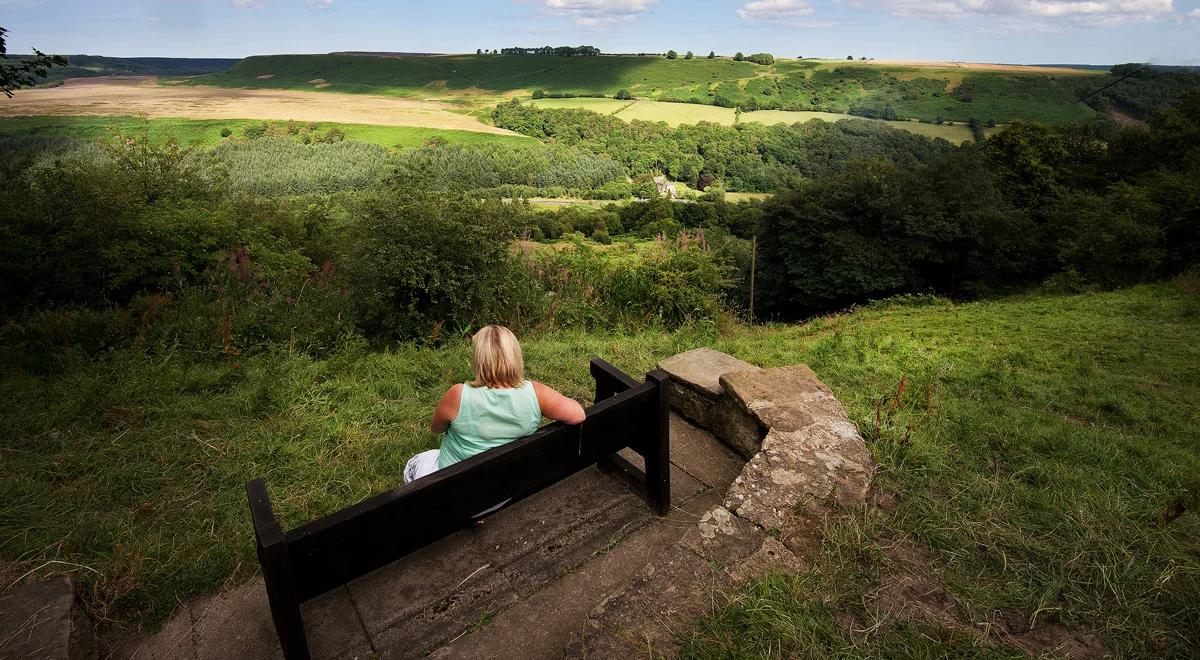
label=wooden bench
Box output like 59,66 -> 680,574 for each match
246,360 -> 671,660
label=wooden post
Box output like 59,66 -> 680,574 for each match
247,480 -> 311,660
644,370 -> 672,516
749,235 -> 757,323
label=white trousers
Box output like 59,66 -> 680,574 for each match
403,449 -> 441,484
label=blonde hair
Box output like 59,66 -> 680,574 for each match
470,325 -> 525,389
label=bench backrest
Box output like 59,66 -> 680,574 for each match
246,359 -> 669,660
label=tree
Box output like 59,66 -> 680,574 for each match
707,51 -> 716,59
615,89 -> 633,100
666,50 -> 678,59
0,26 -> 67,98
734,52 -> 745,61
685,51 -> 694,60
746,53 -> 775,66
476,48 -> 483,55
847,55 -> 853,60
532,89 -> 546,99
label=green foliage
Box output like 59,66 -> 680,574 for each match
707,51 -> 716,59
746,53 -> 775,66
757,92 -> 1200,317
734,52 -> 744,62
666,50 -> 678,60
614,88 -> 633,100
1081,64 -> 1200,120
338,192 -> 532,339
684,51 -> 694,60
492,100 -> 952,191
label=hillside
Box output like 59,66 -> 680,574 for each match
19,54 -> 238,82
3,281 -> 1197,655
187,53 -> 1102,124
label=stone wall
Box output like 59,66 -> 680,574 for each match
568,349 -> 877,656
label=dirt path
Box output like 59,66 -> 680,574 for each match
0,76 -> 519,136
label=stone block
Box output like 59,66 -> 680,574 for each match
721,364 -> 848,431
0,575 -> 95,660
657,348 -> 758,397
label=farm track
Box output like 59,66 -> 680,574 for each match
0,76 -> 521,136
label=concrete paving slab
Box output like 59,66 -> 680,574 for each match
436,490 -> 724,659
0,575 -> 95,660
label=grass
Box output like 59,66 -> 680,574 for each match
2,281 -> 1197,655
185,53 -> 1102,124
0,115 -> 533,149
530,97 -> 983,144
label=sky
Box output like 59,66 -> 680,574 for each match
1,0 -> 1198,65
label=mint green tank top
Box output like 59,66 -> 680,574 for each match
438,381 -> 542,469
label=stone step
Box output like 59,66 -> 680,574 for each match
0,575 -> 97,660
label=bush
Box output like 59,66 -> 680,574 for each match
666,50 -> 678,60
746,53 -> 775,66
532,89 -> 545,99
338,191 -> 534,340
615,89 -> 634,100
220,127 -> 232,138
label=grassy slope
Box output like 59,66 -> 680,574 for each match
0,115 -> 532,149
188,54 -> 1100,124
2,281 -> 1197,655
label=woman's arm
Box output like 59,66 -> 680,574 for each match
533,381 -> 586,425
430,384 -> 463,433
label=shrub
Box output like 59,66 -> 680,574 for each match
746,53 -> 775,66
666,50 -> 678,60
532,89 -> 545,99
220,127 -> 232,138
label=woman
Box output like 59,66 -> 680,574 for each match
404,325 -> 586,484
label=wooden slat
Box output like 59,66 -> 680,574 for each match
284,382 -> 658,601
590,358 -> 640,402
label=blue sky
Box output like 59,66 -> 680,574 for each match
2,0 -> 1198,64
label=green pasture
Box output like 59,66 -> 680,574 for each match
185,53 -> 1104,124
3,281 -> 1197,657
530,97 -> 982,144
0,115 -> 532,149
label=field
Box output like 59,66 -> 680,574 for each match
0,115 -> 533,149
2,281 -> 1196,655
0,76 -> 521,136
531,97 -> 985,143
187,54 -> 1103,124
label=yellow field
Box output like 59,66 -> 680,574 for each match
530,98 -> 981,144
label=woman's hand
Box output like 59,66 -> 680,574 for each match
533,381 -> 586,425
430,384 -> 463,433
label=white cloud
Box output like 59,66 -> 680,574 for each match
851,0 -> 1177,26
737,0 -> 817,21
526,0 -> 659,26
306,0 -> 334,7
1189,6 -> 1200,16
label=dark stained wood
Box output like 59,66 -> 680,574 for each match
247,480 -> 310,660
246,360 -> 670,660
591,357 -> 640,402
